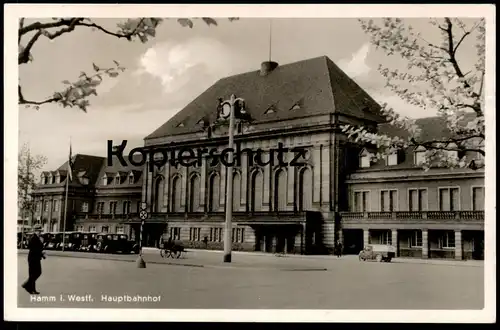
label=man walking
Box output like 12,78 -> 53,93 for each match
334,239 -> 343,258
22,225 -> 45,294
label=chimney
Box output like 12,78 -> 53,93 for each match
260,61 -> 279,76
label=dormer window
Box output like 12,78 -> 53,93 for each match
102,175 -> 108,186
115,175 -> 121,185
80,177 -> 89,185
41,174 -> 47,185
414,146 -> 426,165
264,105 -> 276,115
55,173 -> 61,184
359,149 -> 372,168
386,152 -> 398,166
445,143 -> 459,160
128,174 -> 134,184
48,174 -> 53,184
177,122 -> 184,128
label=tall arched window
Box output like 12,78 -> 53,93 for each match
232,172 -> 241,211
274,169 -> 287,211
171,176 -> 182,212
250,170 -> 263,212
154,177 -> 164,212
298,167 -> 313,211
208,173 -> 220,212
189,174 -> 201,212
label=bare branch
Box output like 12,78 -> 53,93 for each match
18,30 -> 42,64
77,18 -> 145,41
18,85 -> 60,106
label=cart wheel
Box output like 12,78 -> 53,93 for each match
376,254 -> 383,262
175,251 -> 182,259
160,249 -> 165,258
358,254 -> 364,261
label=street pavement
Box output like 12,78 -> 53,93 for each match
17,249 -> 484,309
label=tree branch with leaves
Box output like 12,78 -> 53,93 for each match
341,17 -> 486,170
18,17 -> 239,112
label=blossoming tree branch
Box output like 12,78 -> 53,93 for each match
341,18 -> 485,170
18,17 -> 238,112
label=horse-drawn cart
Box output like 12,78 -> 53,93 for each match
160,240 -> 186,259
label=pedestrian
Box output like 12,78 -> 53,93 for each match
22,225 -> 46,294
203,236 -> 208,249
335,240 -> 343,258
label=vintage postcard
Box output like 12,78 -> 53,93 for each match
4,4 -> 496,323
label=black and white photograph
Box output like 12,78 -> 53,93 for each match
4,4 -> 496,323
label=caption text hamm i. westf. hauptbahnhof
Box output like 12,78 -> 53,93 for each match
108,140 -> 309,172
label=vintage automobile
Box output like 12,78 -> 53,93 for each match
80,232 -> 98,252
99,234 -> 139,254
45,232 -> 64,250
61,232 -> 84,251
94,233 -> 112,253
358,244 -> 397,262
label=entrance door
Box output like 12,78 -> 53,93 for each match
342,229 -> 364,254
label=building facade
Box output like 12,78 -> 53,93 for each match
35,56 -> 484,260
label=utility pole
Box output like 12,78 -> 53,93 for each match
223,94 -> 236,263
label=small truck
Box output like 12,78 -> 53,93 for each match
358,244 -> 397,262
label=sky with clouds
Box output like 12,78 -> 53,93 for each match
18,17 -> 480,171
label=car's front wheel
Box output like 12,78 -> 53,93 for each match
376,254 -> 383,262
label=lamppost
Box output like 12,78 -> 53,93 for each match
218,94 -> 247,263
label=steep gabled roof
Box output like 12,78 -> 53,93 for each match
96,155 -> 145,187
56,154 -> 105,186
362,112 -> 480,170
145,56 -> 384,140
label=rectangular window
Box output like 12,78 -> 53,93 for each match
440,231 -> 455,249
387,153 -> 398,166
439,188 -> 460,211
170,227 -> 181,240
360,155 -> 370,168
96,202 -> 105,214
36,202 -> 41,212
410,230 -> 422,247
52,200 -> 58,211
101,226 -> 109,233
110,201 -> 118,215
89,225 -> 96,232
76,225 -> 84,232
409,189 -> 428,211
81,202 -> 89,213
44,201 -> 49,212
415,151 -> 426,165
129,176 -> 134,184
115,176 -> 121,185
354,191 -> 369,212
116,226 -> 124,234
123,201 -> 131,214
211,228 -> 223,242
189,228 -> 201,241
472,187 -> 485,211
380,190 -> 397,212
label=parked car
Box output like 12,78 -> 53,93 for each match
45,232 -> 63,250
61,232 -> 84,251
97,234 -> 139,254
80,232 -> 98,252
358,244 -> 396,262
94,233 -> 112,253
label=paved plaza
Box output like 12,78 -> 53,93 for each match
17,250 -> 484,309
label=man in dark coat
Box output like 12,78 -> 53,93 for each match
21,225 -> 45,294
334,240 -> 343,258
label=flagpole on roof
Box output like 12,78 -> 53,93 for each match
61,137 -> 72,252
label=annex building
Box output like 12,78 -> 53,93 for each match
32,56 -> 485,260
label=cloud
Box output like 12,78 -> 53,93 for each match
135,37 -> 253,97
338,42 -> 372,79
